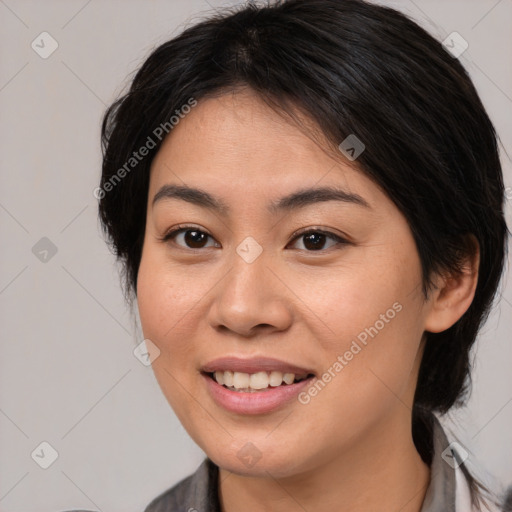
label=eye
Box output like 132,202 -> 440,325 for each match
288,229 -> 348,251
160,226 -> 348,252
160,225 -> 220,250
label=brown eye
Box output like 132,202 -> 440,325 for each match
183,229 -> 209,249
162,227 -> 220,249
302,232 -> 328,250
289,230 -> 347,252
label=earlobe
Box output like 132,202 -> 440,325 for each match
424,237 -> 480,334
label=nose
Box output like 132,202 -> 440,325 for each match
207,247 -> 293,338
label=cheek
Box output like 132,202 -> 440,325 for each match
136,248 -> 204,417
298,248 -> 421,349
299,242 -> 426,400
136,246 -> 200,359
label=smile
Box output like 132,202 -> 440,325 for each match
209,370 -> 312,392
202,371 -> 316,414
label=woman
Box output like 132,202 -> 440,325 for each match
97,0 -> 509,510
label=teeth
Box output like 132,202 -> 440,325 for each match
233,372 -> 250,389
250,371 -> 269,389
269,371 -> 283,387
212,370 -> 310,391
223,370 -> 233,387
283,373 -> 295,385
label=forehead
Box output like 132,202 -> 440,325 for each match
148,90 -> 384,211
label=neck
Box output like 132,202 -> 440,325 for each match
218,411 -> 431,512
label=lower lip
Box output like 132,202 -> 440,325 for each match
202,373 -> 314,415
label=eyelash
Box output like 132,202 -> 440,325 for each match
159,224 -> 349,252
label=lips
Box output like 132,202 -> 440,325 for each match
201,356 -> 316,376
202,371 -> 315,414
200,356 -> 317,413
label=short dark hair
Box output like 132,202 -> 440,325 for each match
98,0 -> 508,504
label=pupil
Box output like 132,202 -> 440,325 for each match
304,233 -> 325,250
185,230 -> 207,248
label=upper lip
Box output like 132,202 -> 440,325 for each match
201,357 -> 315,376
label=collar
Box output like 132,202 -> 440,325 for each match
420,414 -> 457,512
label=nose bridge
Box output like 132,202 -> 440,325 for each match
209,237 -> 292,336
230,238 -> 269,300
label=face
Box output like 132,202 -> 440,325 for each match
137,88 -> 435,478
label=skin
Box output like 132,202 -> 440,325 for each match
137,88 -> 479,512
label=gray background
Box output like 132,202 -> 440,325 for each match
0,0 -> 511,511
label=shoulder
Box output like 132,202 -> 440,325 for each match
144,458 -> 220,512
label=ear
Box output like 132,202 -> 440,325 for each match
424,236 -> 480,334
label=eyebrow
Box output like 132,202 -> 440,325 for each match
152,184 -> 370,215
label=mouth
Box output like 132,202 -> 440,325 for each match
202,370 -> 315,393
200,356 -> 317,413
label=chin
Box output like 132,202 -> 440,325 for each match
203,438 -> 308,479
